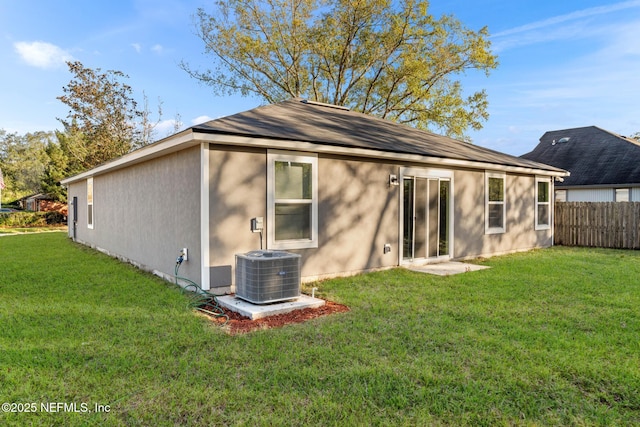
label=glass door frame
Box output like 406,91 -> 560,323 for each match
399,167 -> 454,265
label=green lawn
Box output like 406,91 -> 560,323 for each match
0,227 -> 67,235
1,233 -> 639,426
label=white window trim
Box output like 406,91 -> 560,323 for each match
87,177 -> 94,230
615,188 -> 630,202
267,150 -> 318,250
535,176 -> 551,230
485,171 -> 506,234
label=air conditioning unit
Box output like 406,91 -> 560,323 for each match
235,250 -> 301,304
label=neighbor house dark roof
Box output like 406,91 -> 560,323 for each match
521,126 -> 640,187
194,98 -> 565,173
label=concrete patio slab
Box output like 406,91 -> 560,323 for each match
217,294 -> 326,320
407,261 -> 490,276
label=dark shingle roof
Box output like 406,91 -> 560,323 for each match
193,98 -> 563,173
521,126 -> 640,186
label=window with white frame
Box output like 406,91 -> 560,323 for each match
267,151 -> 318,249
87,177 -> 94,229
535,177 -> 551,230
485,172 -> 506,234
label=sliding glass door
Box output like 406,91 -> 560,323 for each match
402,174 -> 451,262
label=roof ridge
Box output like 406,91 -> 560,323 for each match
300,99 -> 350,111
594,126 -> 640,147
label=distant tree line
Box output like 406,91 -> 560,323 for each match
0,61 -> 180,205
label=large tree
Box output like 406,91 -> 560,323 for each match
182,0 -> 497,139
57,61 -> 144,169
48,62 -> 175,201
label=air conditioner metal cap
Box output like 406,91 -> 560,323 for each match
242,250 -> 301,260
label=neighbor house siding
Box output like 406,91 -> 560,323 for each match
67,146 -> 203,286
566,188 -> 614,202
558,187 -> 640,202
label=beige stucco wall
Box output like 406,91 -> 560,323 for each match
67,146 -> 203,285
206,147 -> 554,293
207,148 -> 400,292
301,155 -> 400,278
453,169 -> 552,259
208,146 -> 267,292
67,142 -> 554,295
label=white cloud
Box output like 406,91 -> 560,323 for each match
492,0 -> 640,51
495,1 -> 640,37
154,119 -> 185,136
598,21 -> 640,57
151,44 -> 164,54
491,3 -> 640,114
14,41 -> 73,69
191,115 -> 213,125
131,43 -> 142,53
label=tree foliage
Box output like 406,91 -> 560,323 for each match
1,62 -> 178,204
57,61 -> 145,169
182,0 -> 498,139
0,130 -> 55,202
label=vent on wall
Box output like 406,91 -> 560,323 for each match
235,251 -> 301,304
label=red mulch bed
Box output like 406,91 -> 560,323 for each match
200,299 -> 350,335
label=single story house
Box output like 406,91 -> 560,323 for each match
521,126 -> 640,202
61,98 -> 567,294
19,193 -> 67,215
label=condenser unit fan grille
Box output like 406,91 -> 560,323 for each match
235,250 -> 301,304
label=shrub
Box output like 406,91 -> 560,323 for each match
44,211 -> 67,225
0,211 -> 66,227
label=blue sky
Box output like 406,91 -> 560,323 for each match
1,0 -> 639,156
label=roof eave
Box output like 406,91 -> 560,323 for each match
61,129 -> 568,186
194,131 -> 569,177
60,130 -> 199,185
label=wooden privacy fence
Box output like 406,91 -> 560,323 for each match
554,202 -> 640,249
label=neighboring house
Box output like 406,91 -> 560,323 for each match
521,126 -> 640,202
19,193 -> 68,215
61,98 -> 567,294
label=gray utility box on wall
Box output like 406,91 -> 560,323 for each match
235,250 -> 301,304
